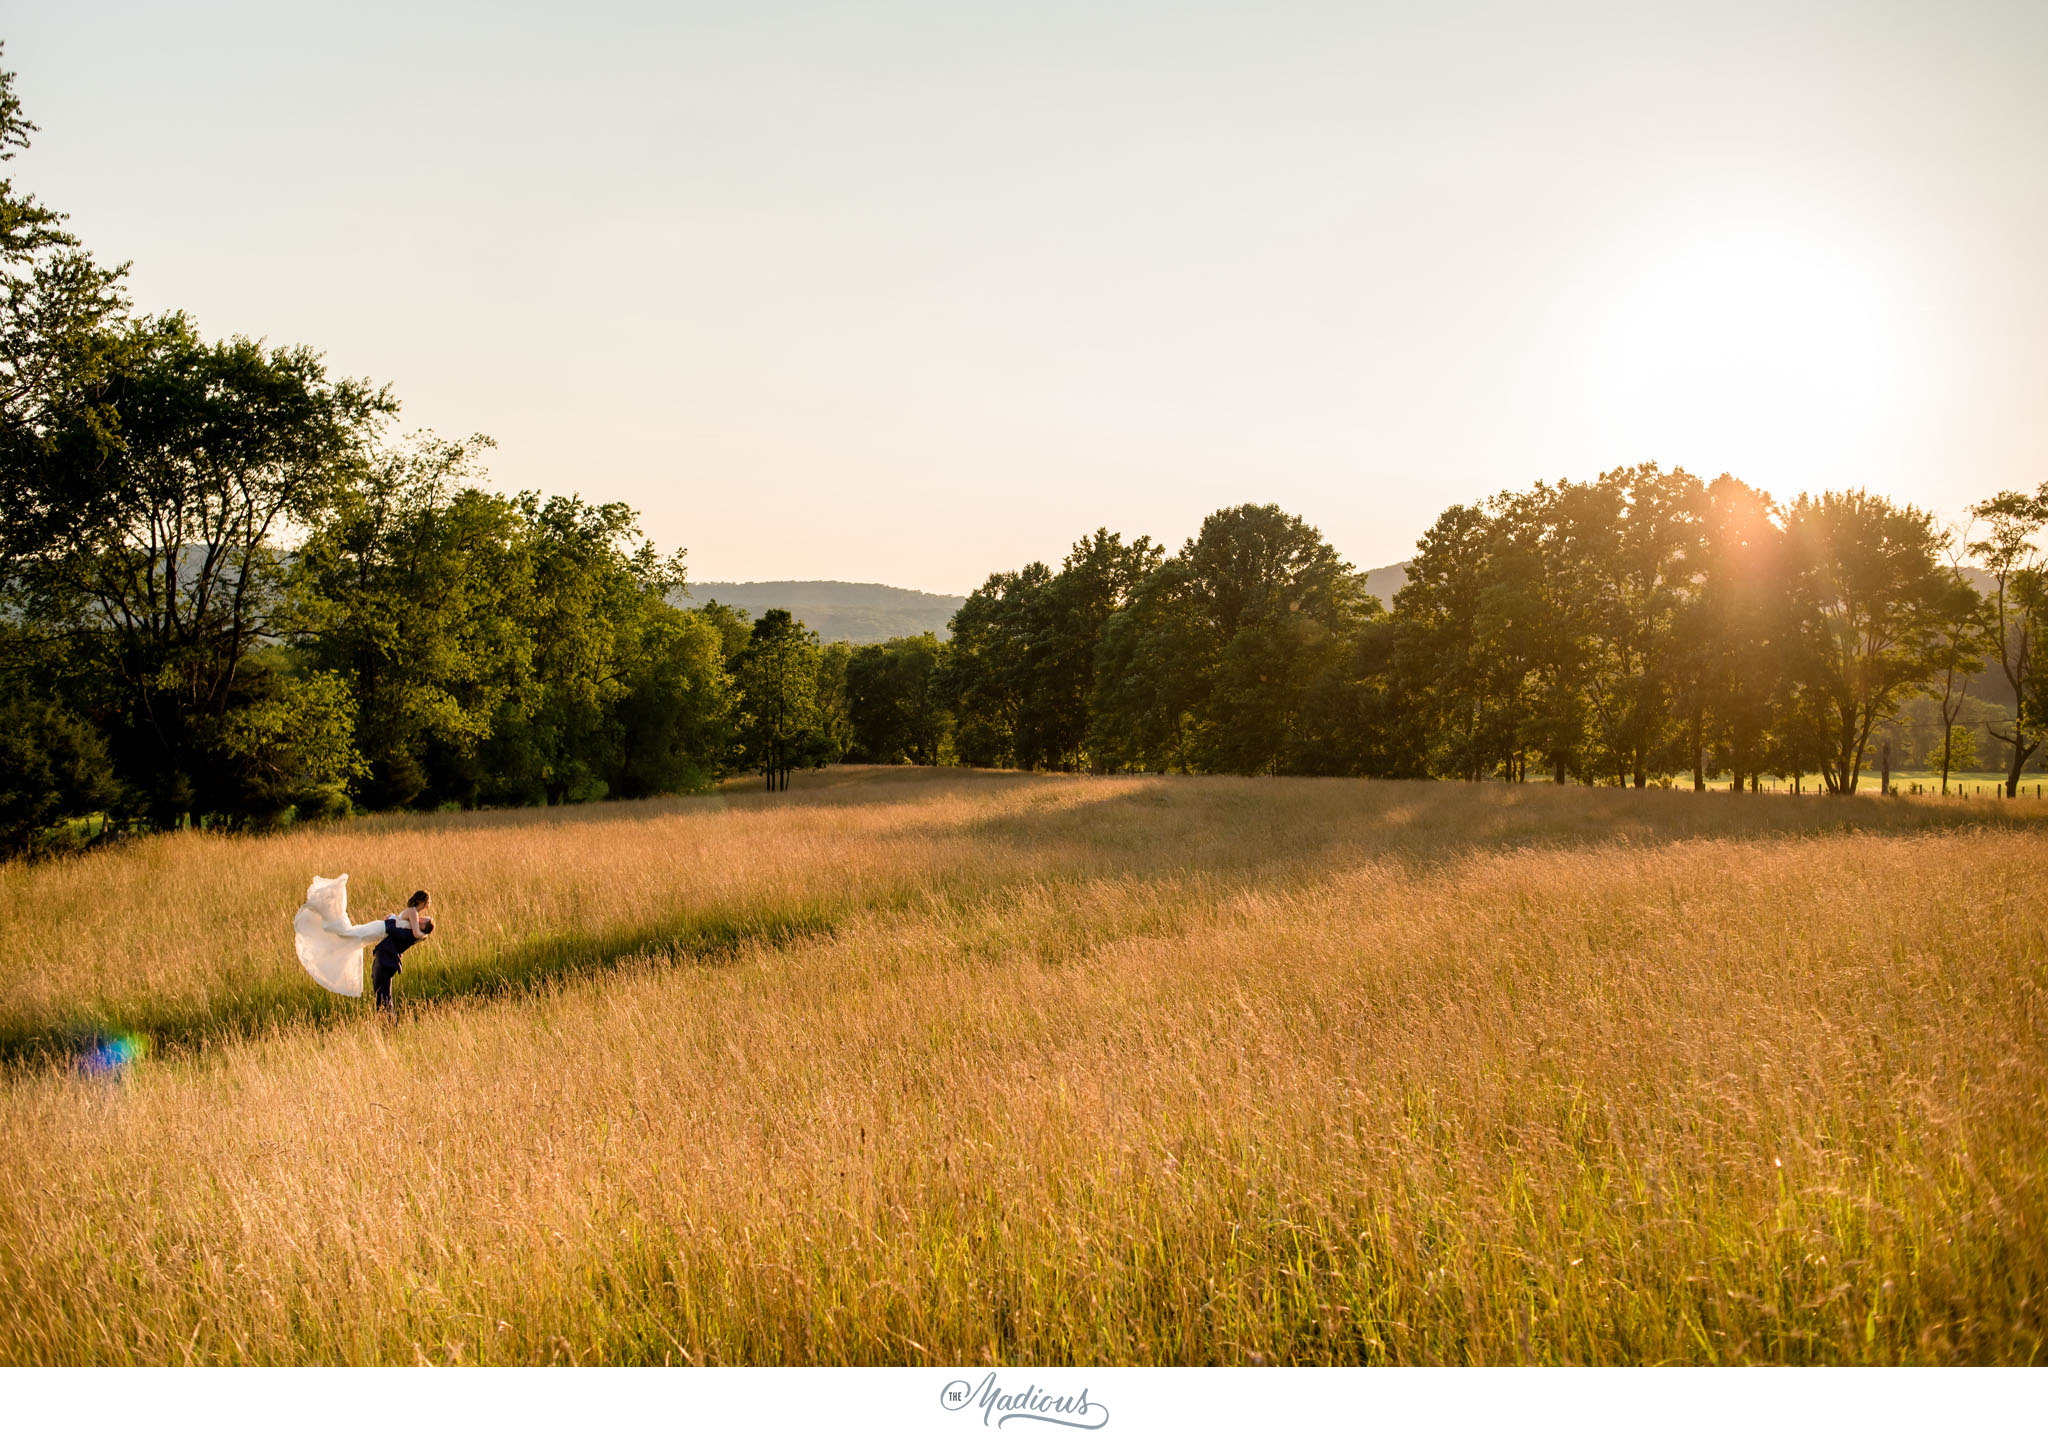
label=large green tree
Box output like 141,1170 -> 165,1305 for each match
298,444 -> 719,810
1924,563 -> 1988,795
0,44 -> 130,570
293,431 -> 524,808
606,601 -> 735,798
1549,465 -> 1706,788
1092,504 -> 1370,775
1967,483 -> 2047,796
845,633 -> 950,765
944,561 -> 1052,768
1018,529 -> 1161,770
735,609 -> 829,791
6,313 -> 389,826
945,529 -> 1160,771
1782,491 -> 1965,793
1388,502 -> 1512,780
1689,475 -> 1795,792
0,678 -> 118,858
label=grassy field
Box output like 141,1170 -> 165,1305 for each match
1647,771 -> 2046,799
1,769 -> 2044,1365
1880,772 -> 2048,800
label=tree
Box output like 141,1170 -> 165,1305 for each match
944,562 -> 1051,767
0,47 -> 754,841
0,44 -> 131,573
1552,465 -> 1706,788
1967,483 -> 2048,797
1926,556 -> 1988,795
501,494 -> 684,806
1484,485 -> 1591,783
946,529 -> 1163,772
1091,504 -> 1370,775
1689,476 -> 1793,792
0,679 -> 118,858
735,609 -> 827,791
211,652 -> 366,826
1389,503 -> 1500,780
1782,491 -> 1961,793
292,430 -> 521,808
1020,530 -> 1161,769
298,450 -> 716,810
606,603 -> 734,798
1089,563 -> 1210,772
845,634 -> 950,765
1945,720 -> 1979,777
692,599 -> 755,667
4,314 -> 391,826
813,639 -> 854,767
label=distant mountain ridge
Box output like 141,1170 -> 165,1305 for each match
678,580 -> 962,644
1361,563 -> 1409,606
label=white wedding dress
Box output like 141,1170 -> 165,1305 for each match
292,874 -> 389,996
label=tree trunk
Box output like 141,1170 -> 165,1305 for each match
1941,721 -> 1954,795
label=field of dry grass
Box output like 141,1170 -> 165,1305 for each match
1,769 -> 2044,1364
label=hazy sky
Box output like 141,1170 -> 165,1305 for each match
5,2 -> 2045,593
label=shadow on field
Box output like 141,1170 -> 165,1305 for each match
0,901 -> 838,1076
341,764 -> 999,840
953,772 -> 2048,875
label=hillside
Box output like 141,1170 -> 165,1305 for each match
677,581 -> 962,643
1362,561 -> 1409,605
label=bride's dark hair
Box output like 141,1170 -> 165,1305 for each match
408,890 -> 430,908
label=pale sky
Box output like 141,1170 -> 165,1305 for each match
5,2 -> 2045,593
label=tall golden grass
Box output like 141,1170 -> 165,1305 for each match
1,770 -> 2043,1363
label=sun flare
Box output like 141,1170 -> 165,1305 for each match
1578,224 -> 1920,479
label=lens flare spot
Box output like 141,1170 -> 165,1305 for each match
78,1032 -> 150,1076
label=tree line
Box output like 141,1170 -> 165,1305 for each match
929,479 -> 2044,800
2,50 -> 2044,857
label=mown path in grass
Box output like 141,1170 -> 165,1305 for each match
5,768 -> 2043,1074
0,902 -> 845,1069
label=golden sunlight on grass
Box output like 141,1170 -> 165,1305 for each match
1,770 -> 2043,1363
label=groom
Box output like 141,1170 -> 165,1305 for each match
369,890 -> 433,1018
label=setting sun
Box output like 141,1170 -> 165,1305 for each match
1578,223 -> 1920,480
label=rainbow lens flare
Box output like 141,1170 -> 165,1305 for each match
77,1032 -> 150,1076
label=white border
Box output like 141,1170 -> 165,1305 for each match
0,1365 -> 2033,1432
